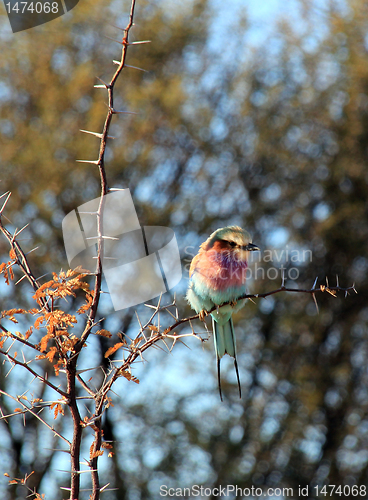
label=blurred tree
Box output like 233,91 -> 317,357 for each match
1,0 -> 368,498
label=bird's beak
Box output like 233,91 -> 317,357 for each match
244,243 -> 259,251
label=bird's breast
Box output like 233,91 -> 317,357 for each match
194,249 -> 248,291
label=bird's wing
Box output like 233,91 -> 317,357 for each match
189,251 -> 202,278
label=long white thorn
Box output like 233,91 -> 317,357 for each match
129,40 -> 151,45
95,76 -> 109,87
25,246 -> 39,256
76,159 -> 100,165
312,293 -> 319,315
125,64 -> 148,72
111,109 -> 138,115
0,191 -> 11,214
14,224 -> 29,238
80,129 -> 115,140
14,274 -> 27,286
0,191 -> 11,200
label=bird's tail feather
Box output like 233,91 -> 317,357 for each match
212,317 -> 241,400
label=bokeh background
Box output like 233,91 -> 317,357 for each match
1,0 -> 368,498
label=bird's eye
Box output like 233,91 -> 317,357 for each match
229,241 -> 237,248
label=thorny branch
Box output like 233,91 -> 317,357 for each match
76,1 -> 146,497
0,192 -> 50,313
0,0 -> 143,497
81,274 -> 357,424
0,389 -> 71,446
77,0 -> 144,354
0,347 -> 68,397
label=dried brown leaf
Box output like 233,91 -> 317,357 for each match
95,329 -> 112,338
104,343 -> 124,358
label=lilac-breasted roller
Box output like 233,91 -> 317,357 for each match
186,226 -> 259,400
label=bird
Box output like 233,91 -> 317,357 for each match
186,226 -> 259,401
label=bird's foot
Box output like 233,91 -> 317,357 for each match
198,309 -> 208,322
230,300 -> 238,308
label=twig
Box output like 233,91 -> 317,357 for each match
99,277 -> 357,400
0,390 -> 70,446
0,349 -> 68,397
0,324 -> 41,352
0,217 -> 50,312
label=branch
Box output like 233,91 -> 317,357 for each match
77,0 -> 138,354
187,276 -> 357,324
0,348 -> 68,398
0,211 -> 50,312
97,276 -> 357,402
0,389 -> 71,446
73,1 -> 140,497
0,323 -> 41,353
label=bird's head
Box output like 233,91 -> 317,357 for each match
202,225 -> 259,263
